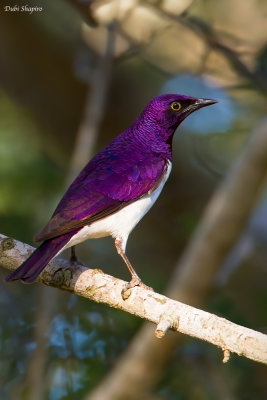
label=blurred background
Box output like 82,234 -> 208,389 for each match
0,0 -> 267,399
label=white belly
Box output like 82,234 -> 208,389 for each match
64,161 -> 172,250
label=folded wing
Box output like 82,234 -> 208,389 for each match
35,146 -> 168,242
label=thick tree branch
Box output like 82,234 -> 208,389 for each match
1,234 -> 267,366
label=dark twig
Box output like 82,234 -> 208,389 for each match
146,3 -> 267,94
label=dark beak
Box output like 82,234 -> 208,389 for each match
184,98 -> 217,115
194,98 -> 217,108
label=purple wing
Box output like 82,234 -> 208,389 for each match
35,140 -> 167,242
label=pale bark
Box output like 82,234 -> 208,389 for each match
1,234 -> 267,368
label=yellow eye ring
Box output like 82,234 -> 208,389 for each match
170,101 -> 181,111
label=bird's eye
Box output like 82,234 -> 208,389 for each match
170,101 -> 181,111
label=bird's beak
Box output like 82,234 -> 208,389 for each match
184,98 -> 217,115
194,98 -> 218,108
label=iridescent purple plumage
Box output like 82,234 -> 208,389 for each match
6,94 -> 216,293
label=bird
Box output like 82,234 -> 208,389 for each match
5,94 -> 217,296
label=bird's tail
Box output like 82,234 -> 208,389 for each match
5,231 -> 77,283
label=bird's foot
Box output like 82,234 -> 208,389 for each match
70,257 -> 83,266
121,277 -> 154,300
70,254 -> 83,266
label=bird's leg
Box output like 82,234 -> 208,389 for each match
115,237 -> 153,299
70,246 -> 81,264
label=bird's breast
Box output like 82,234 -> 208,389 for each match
64,160 -> 172,249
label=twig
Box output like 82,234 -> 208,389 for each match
1,234 -> 267,366
144,3 -> 267,94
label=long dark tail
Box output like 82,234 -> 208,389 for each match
5,231 -> 78,283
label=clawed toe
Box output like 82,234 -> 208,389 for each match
71,258 -> 83,266
70,254 -> 83,267
138,281 -> 154,292
121,277 -> 154,300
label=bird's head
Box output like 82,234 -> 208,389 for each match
138,94 -> 217,141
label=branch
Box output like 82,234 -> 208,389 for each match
144,3 -> 267,95
1,234 -> 267,365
